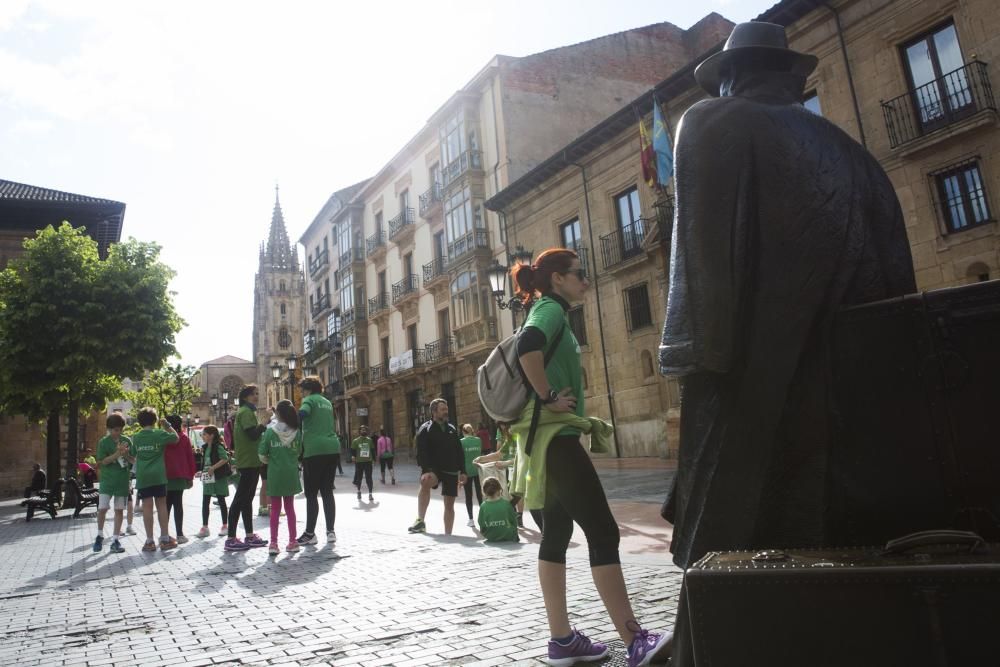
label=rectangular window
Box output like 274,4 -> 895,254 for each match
375,211 -> 383,233
399,190 -> 409,211
327,311 -> 339,334
613,187 -> 644,259
568,305 -> 588,346
560,218 -> 582,249
343,334 -> 357,374
624,283 -> 653,332
407,324 -> 418,351
803,92 -> 822,116
932,158 -> 992,233
903,22 -> 971,128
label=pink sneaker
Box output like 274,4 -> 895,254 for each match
286,542 -> 300,553
268,542 -> 280,555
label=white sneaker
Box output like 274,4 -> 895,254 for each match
327,530 -> 337,544
196,526 -> 210,538
176,535 -> 189,544
218,524 -> 228,537
467,519 -> 475,527
125,525 -> 137,535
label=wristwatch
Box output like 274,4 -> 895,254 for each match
541,389 -> 559,404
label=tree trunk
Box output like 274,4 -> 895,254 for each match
46,409 -> 61,493
66,400 -> 79,482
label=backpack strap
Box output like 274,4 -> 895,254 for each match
526,321 -> 568,457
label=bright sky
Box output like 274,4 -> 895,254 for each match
0,0 -> 776,368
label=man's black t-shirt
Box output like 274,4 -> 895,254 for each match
415,420 -> 466,475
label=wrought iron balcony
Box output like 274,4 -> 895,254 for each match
369,364 -> 385,384
419,182 -> 443,218
425,337 -> 456,364
341,306 -> 367,330
455,317 -> 498,351
324,380 -> 343,398
310,293 -> 331,318
570,244 -> 591,278
388,208 -> 416,241
308,249 -> 329,276
368,292 -> 390,318
392,274 -> 420,304
366,230 -> 386,257
881,60 -> 996,148
326,333 -> 342,352
423,256 -> 448,285
339,246 -> 364,267
447,229 -> 490,264
599,220 -> 647,270
344,368 -> 370,391
441,150 -> 483,187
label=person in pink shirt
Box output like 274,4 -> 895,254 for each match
377,428 -> 395,485
164,414 -> 197,543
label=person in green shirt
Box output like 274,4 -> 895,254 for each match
460,424 -> 483,528
93,413 -> 134,554
351,425 -> 375,502
258,399 -> 303,555
197,425 -> 231,538
477,477 -> 518,543
128,407 -> 179,552
225,385 -> 270,551
294,376 -> 340,546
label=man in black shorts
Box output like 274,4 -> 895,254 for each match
408,398 -> 467,535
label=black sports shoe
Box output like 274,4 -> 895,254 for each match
296,532 -> 318,545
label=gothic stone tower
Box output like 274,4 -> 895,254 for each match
253,187 -> 306,410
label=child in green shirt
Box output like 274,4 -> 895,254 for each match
351,425 -> 375,502
93,413 -> 134,554
258,400 -> 303,555
128,407 -> 179,552
460,424 -> 483,528
477,477 -> 518,543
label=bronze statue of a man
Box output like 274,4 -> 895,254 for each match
660,21 -> 916,664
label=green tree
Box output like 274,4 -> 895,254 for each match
128,363 -> 201,419
0,223 -> 182,486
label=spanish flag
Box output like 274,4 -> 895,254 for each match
639,115 -> 657,188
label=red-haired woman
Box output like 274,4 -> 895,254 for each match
512,248 -> 670,667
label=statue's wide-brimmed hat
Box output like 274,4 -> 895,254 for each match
695,21 -> 818,96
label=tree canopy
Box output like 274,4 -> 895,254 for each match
127,363 -> 201,419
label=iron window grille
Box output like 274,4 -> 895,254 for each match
568,305 -> 588,346
930,157 -> 993,233
624,283 -> 653,332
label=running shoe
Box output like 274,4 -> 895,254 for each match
326,530 -> 337,544
218,524 -> 228,537
245,533 -> 268,548
407,518 -> 426,534
125,525 -> 137,535
176,535 -> 189,544
159,537 -> 178,551
369,493 -> 374,502
196,526 -> 210,538
224,538 -> 250,552
142,541 -> 157,552
546,629 -> 609,666
109,540 -> 125,554
356,490 -> 362,501
92,535 -> 104,552
626,626 -> 672,667
268,542 -> 280,555
258,506 -> 269,516
285,542 -> 300,553
296,532 -> 318,545
466,519 -> 475,528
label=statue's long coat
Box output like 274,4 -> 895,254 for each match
660,83 -> 916,569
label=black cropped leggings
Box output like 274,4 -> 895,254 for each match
463,475 -> 483,519
538,435 -> 620,567
202,494 -> 229,526
303,454 -> 336,534
165,489 -> 185,535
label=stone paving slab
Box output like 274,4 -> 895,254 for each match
1,462 -> 681,665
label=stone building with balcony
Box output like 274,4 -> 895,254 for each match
297,181 -> 368,432
485,0 -> 1000,458
315,15 -> 736,446
252,188 -> 306,411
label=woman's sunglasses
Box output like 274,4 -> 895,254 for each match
562,268 -> 588,280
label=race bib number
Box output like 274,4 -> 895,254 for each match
359,446 -> 371,459
202,471 -> 215,484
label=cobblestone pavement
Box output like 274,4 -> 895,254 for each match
0,459 -> 681,666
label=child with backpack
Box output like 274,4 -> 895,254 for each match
197,426 -> 231,538
258,400 -> 303,555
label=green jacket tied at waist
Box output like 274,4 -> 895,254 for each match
508,401 -> 613,511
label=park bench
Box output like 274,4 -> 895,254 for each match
65,477 -> 99,518
21,478 -> 63,522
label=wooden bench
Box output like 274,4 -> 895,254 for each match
65,477 -> 99,518
21,478 -> 63,521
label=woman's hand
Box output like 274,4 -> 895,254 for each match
543,388 -> 576,413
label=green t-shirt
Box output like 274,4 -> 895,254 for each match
300,393 -> 341,457
257,427 -> 302,497
478,498 -> 519,542
461,436 -> 482,478
97,434 -> 132,497
232,405 -> 262,470
129,428 -> 177,488
352,436 -> 374,463
523,295 -> 584,435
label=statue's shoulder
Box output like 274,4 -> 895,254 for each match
678,98 -> 751,145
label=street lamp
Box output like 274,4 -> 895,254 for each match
211,394 -> 219,422
286,355 -> 298,405
271,362 -> 283,403
221,390 -> 230,423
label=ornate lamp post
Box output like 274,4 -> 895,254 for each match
221,390 -> 230,423
271,362 -> 282,405
210,394 -> 219,423
488,244 -> 535,325
286,355 -> 298,405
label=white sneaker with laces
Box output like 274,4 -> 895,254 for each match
467,519 -> 475,527
327,530 -> 337,543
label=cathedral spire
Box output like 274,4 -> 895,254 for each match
262,184 -> 298,272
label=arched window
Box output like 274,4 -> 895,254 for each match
280,303 -> 286,315
280,280 -> 286,292
966,261 -> 991,283
279,327 -> 291,349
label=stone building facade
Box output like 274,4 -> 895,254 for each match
191,356 -> 257,426
252,189 -> 306,414
486,0 -> 1000,457
297,15 -> 737,448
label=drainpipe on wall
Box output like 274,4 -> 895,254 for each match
567,152 -> 622,458
823,1 -> 867,148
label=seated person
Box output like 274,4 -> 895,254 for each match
477,477 -> 519,543
24,463 -> 46,498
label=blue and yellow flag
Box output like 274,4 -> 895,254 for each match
653,101 -> 673,186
